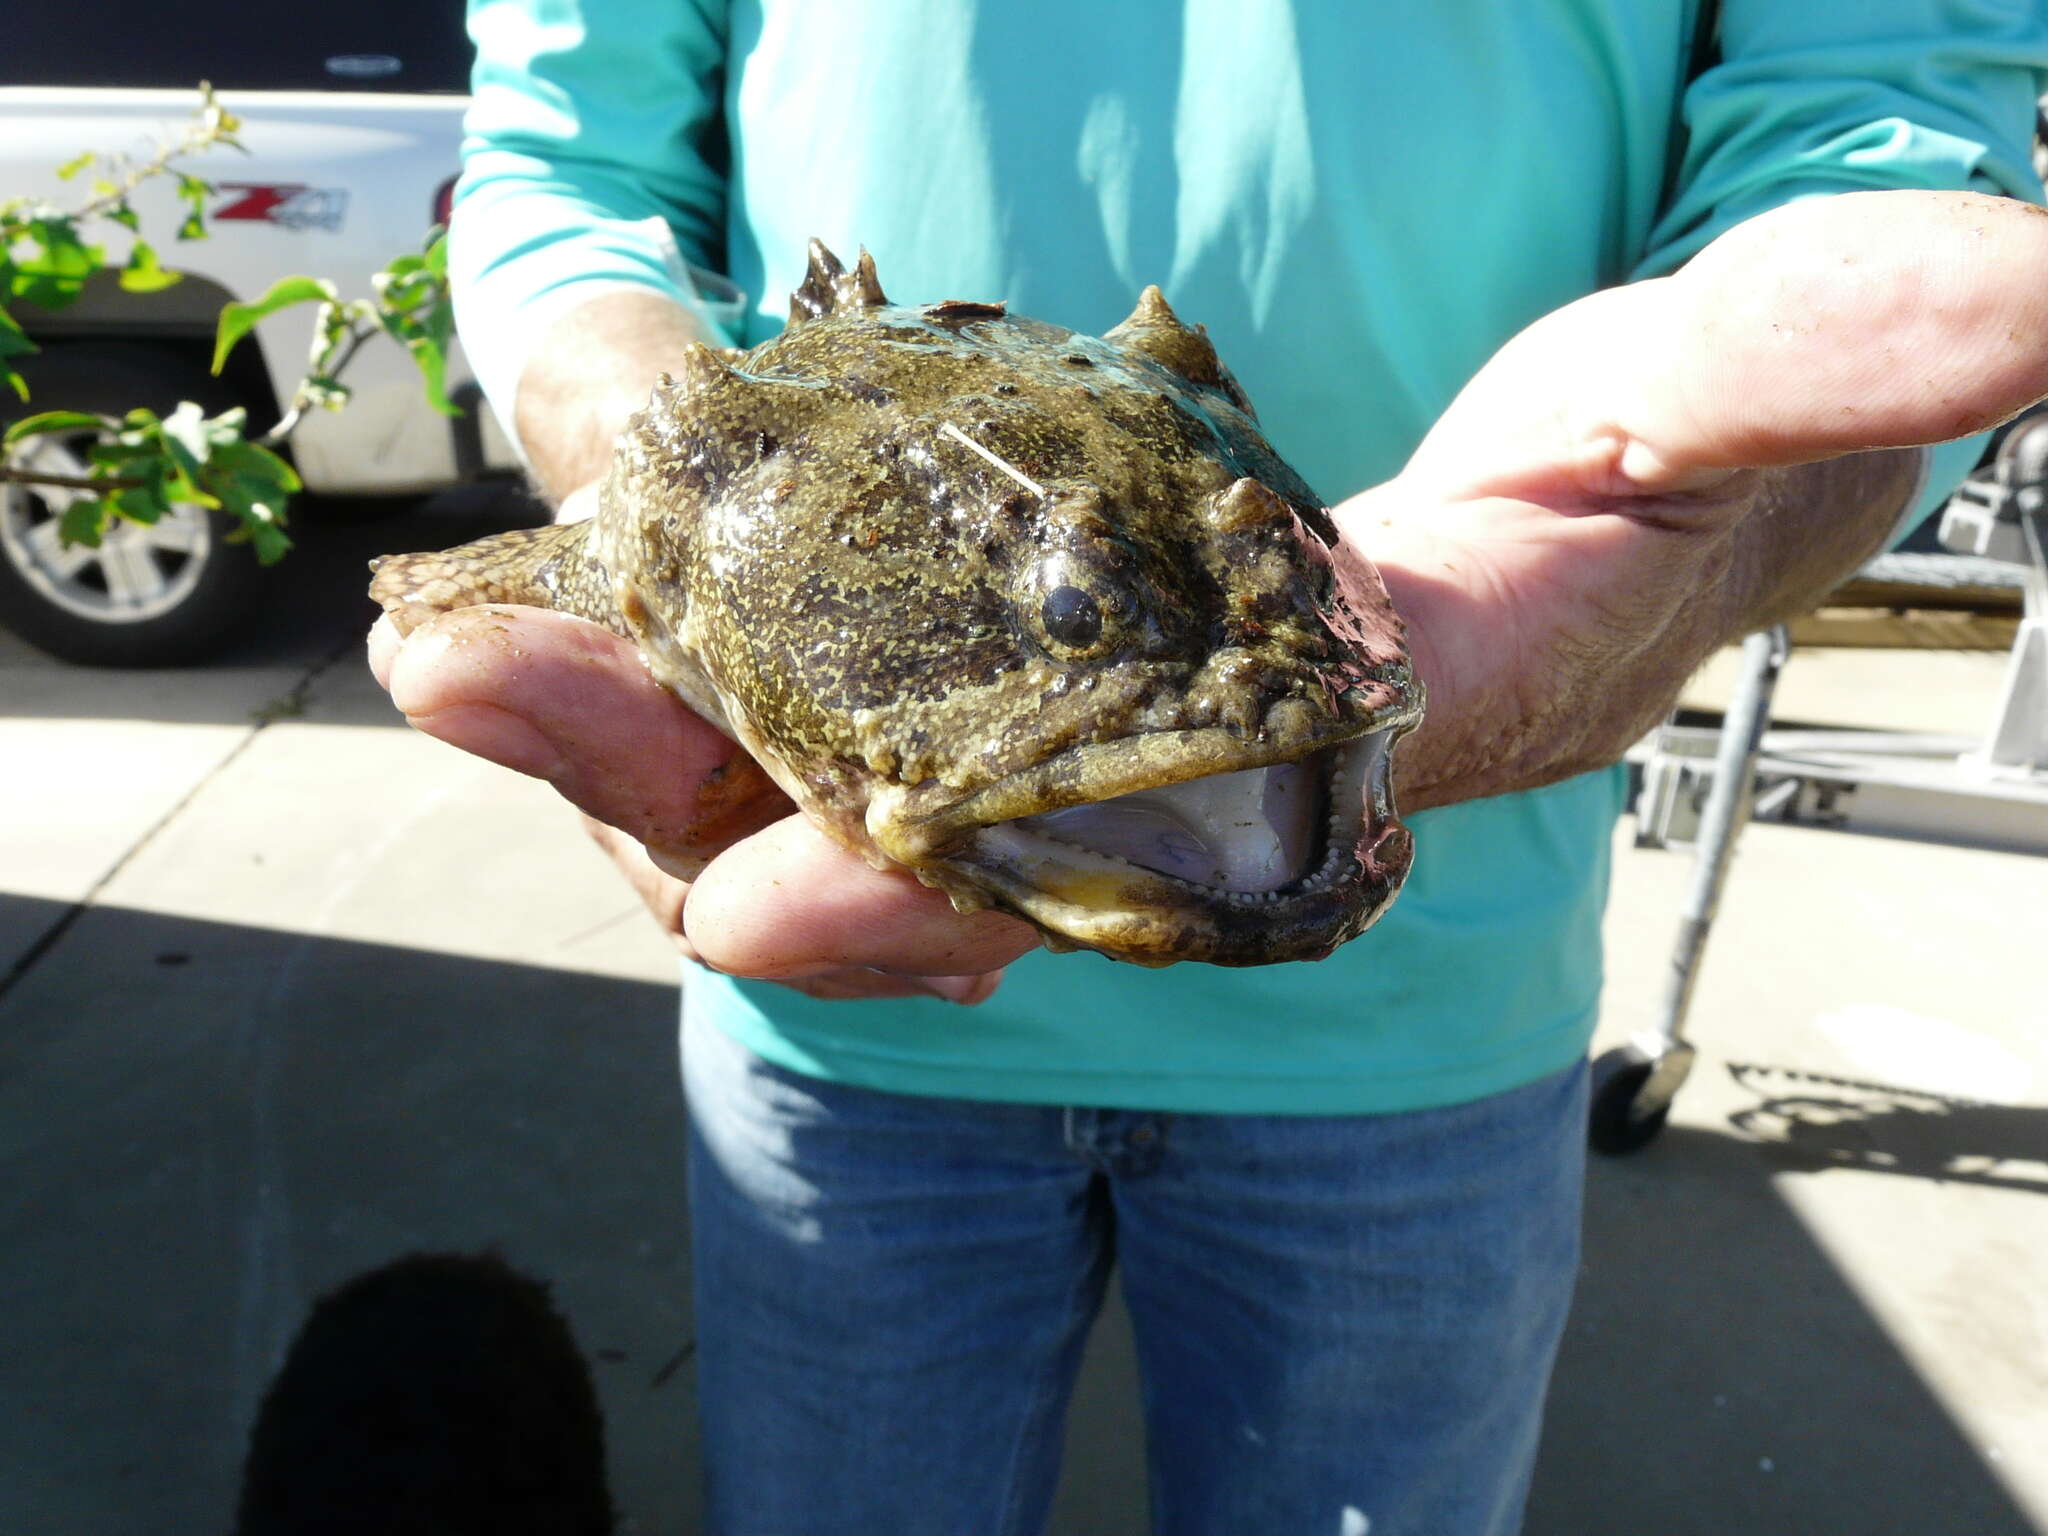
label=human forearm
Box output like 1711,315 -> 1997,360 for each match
512,288 -> 722,502
1726,451 -> 1924,629
452,0 -> 731,470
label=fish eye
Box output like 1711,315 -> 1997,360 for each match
1024,558 -> 1128,662
1040,584 -> 1102,649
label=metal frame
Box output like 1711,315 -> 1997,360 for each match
1593,418 -> 2048,1153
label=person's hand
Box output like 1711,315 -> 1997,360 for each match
1351,189 -> 2048,811
367,479 -> 1025,1002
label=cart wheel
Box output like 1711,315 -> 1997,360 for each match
1588,1043 -> 1673,1156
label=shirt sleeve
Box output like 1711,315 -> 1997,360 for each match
449,0 -> 742,435
1632,0 -> 2048,533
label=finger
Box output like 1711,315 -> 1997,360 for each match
770,967 -> 1007,1004
579,815 -> 699,953
367,612 -> 403,690
685,813 -> 1041,980
380,603 -> 790,857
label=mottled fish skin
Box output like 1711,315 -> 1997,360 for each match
371,241 -> 1422,965
370,522 -> 622,638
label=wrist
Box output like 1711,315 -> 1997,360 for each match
1724,449 -> 1925,630
512,289 -> 720,501
1335,486 -> 1733,812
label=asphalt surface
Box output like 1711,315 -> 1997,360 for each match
2,487 -> 2043,1534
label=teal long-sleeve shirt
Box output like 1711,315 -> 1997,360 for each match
453,0 -> 2045,1114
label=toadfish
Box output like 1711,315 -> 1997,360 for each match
371,242 -> 1422,966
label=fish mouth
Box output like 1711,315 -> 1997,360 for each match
867,707 -> 1420,966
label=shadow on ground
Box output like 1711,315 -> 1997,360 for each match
1,888 -> 2037,1534
1530,1121 -> 2039,1536
0,894 -> 700,1535
1723,1061 -> 2048,1194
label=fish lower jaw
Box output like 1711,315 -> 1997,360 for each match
976,782 -> 1351,905
968,819 -> 1348,911
905,730 -> 1408,965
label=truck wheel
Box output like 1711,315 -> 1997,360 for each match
0,342 -> 265,667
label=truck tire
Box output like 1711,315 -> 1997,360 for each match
0,341 -> 265,666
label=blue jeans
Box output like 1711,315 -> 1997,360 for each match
681,1011 -> 1586,1536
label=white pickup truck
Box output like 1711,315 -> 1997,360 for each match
2,17 -> 518,664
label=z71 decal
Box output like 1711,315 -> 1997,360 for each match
213,183 -> 349,233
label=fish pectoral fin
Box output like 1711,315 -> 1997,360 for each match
368,521 -> 617,636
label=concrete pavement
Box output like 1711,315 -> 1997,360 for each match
1,498 -> 2043,1533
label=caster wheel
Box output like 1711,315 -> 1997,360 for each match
1588,1043 -> 1673,1156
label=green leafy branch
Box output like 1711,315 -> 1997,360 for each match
3,402 -> 299,563
0,83 -> 240,390
1,86 -> 459,565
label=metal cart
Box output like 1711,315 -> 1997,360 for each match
1591,412 -> 2048,1154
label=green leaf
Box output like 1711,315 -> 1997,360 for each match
206,437 -> 302,498
160,457 -> 222,510
246,520 -> 292,563
423,231 -> 448,279
374,305 -> 416,346
407,334 -> 459,417
0,306 -> 38,360
55,151 -> 94,182
212,275 -> 334,373
107,201 -> 140,233
3,409 -> 108,447
0,309 -> 34,402
204,438 -> 299,564
6,219 -> 105,309
118,240 -> 181,294
159,403 -> 253,509
175,174 -> 211,241
106,479 -> 170,526
88,427 -> 162,472
237,438 -> 302,495
425,289 -> 453,349
58,498 -> 108,548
